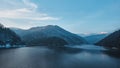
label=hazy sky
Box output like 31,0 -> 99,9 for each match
0,0 -> 120,34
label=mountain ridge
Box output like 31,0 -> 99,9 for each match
84,34 -> 108,44
11,25 -> 87,45
0,23 -> 23,46
96,29 -> 120,49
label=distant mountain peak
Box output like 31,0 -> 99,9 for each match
33,25 -> 56,27
12,25 -> 87,45
29,25 -> 60,30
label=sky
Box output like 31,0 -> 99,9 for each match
0,0 -> 120,34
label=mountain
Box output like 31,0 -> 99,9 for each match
0,23 -> 23,46
28,37 -> 68,46
10,27 -> 27,37
11,25 -> 87,46
84,34 -> 108,44
96,30 -> 120,49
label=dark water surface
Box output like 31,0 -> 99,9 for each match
0,46 -> 120,68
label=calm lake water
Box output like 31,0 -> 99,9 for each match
0,45 -> 120,68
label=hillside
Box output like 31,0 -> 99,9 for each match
11,25 -> 87,46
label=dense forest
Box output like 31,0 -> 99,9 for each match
27,37 -> 68,46
96,30 -> 120,49
0,23 -> 23,46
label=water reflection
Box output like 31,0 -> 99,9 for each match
47,46 -> 83,54
0,46 -> 120,68
104,50 -> 120,58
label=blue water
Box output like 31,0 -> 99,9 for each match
0,45 -> 120,68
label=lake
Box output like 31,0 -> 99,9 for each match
0,45 -> 120,68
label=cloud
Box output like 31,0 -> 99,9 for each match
99,32 -> 108,34
0,0 -> 59,21
0,9 -> 59,20
0,18 -> 48,29
22,0 -> 38,10
0,18 -> 21,28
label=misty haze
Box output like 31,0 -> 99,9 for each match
0,0 -> 120,68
